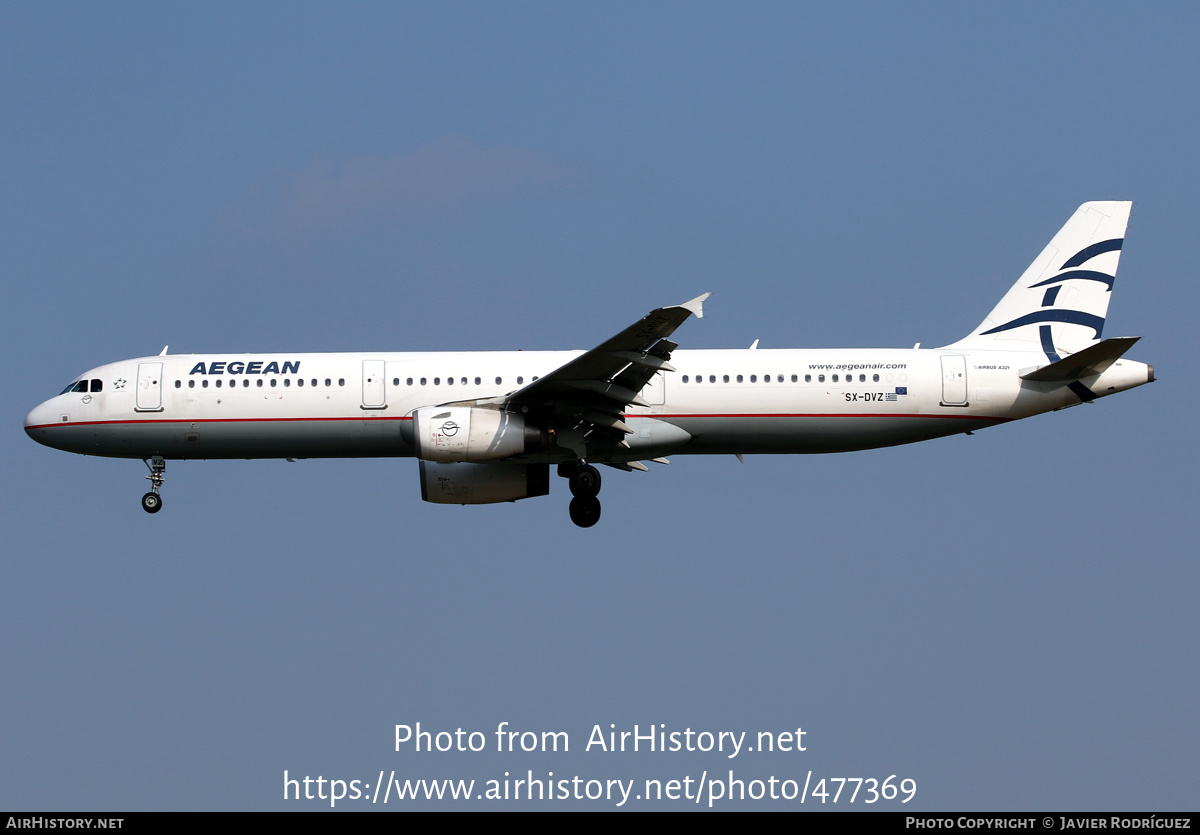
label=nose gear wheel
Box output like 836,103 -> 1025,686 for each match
141,456 -> 166,514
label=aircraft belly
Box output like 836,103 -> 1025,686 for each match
33,417 -> 414,459
668,415 -> 1002,454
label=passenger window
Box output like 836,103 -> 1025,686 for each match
257,379 -> 263,387
723,375 -> 729,383
495,377 -> 502,385
325,379 -> 332,387
791,374 -> 797,382
517,377 -> 524,384
463,377 -> 470,384
420,378 -> 427,386
216,379 -> 222,388
174,380 -> 181,389
475,377 -> 481,385
244,379 -> 249,387
737,375 -> 743,383
778,375 -> 784,383
189,380 -> 196,388
805,374 -> 811,382
683,375 -> 689,383
764,374 -> 771,383
202,380 -> 209,388
750,375 -> 757,383
407,378 -> 413,386
832,374 -> 839,382
873,374 -> 880,382
338,378 -> 345,386
392,378 -> 398,386
709,375 -> 716,383
284,379 -> 291,387
818,374 -> 825,383
859,374 -> 866,382
270,379 -> 277,388
434,377 -> 441,385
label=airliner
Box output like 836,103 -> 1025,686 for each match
24,201 -> 1153,527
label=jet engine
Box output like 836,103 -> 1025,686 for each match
412,406 -> 542,462
419,461 -> 550,504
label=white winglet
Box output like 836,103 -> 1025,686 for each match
679,292 -> 710,319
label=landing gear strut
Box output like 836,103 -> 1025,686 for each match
560,462 -> 602,527
141,456 -> 165,514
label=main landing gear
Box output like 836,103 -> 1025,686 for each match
141,456 -> 165,514
561,462 -> 602,528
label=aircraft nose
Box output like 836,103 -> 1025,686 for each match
25,402 -> 50,440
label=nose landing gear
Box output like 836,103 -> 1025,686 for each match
141,456 -> 165,514
560,462 -> 602,528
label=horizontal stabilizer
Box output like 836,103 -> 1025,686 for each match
1020,336 -> 1140,382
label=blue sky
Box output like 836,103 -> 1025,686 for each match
3,3 -> 1197,810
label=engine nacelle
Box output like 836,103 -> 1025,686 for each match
412,406 -> 538,462
419,461 -> 550,504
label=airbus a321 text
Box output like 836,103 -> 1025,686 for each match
25,202 -> 1153,527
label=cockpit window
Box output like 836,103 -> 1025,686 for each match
90,379 -> 103,393
61,380 -> 89,394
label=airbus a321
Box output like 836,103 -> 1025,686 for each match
25,201 -> 1153,527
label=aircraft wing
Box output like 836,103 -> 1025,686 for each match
502,293 -> 709,459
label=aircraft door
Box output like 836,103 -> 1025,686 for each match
362,359 -> 387,409
940,355 -> 968,406
135,362 -> 164,412
639,372 -> 666,406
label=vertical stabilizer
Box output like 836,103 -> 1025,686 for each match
947,201 -> 1131,355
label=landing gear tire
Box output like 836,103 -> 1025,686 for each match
142,456 -> 166,515
141,492 -> 163,514
569,496 -> 602,528
568,464 -> 602,498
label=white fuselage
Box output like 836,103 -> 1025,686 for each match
23,347 -> 1153,463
